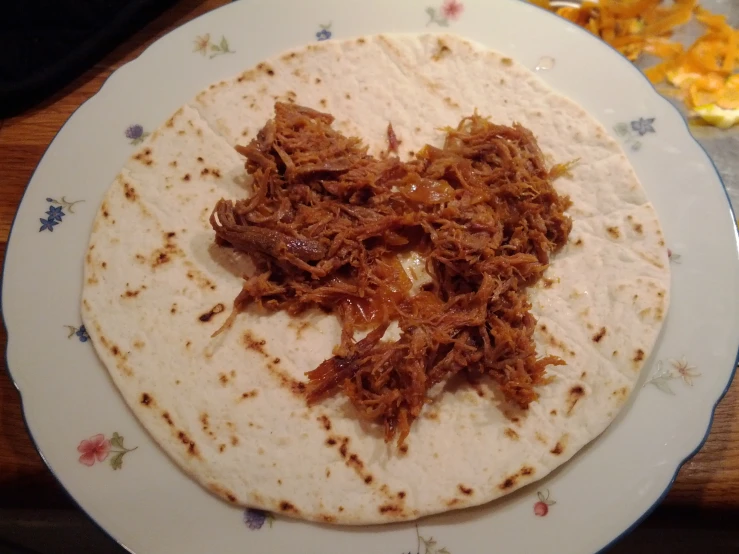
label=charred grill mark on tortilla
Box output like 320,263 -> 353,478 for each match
611,386 -> 629,403
199,303 -> 225,322
240,330 -> 310,396
550,435 -> 568,455
209,483 -> 237,503
378,503 -> 406,516
121,285 -> 145,298
177,430 -> 200,458
123,181 -> 139,200
592,327 -> 607,343
318,415 -> 332,430
432,38 -> 452,61
499,464 -> 536,491
242,331 -> 267,356
458,484 -> 473,495
504,427 -> 519,440
132,148 -> 153,166
566,385 -> 585,415
322,432 -> 396,495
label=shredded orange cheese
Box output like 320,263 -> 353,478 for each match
533,0 -> 739,127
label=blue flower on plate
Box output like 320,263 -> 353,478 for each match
39,197 -> 84,232
244,508 -> 271,530
631,117 -> 655,136
46,205 -> 65,222
76,325 -> 90,342
125,124 -> 151,145
316,23 -> 332,41
125,124 -> 144,141
39,217 -> 59,232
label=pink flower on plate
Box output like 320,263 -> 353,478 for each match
193,34 -> 211,55
533,500 -> 549,517
441,0 -> 464,20
534,489 -> 556,516
77,434 -> 111,466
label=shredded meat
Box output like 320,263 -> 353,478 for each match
210,102 -> 572,445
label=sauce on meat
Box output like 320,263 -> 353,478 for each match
210,102 -> 572,446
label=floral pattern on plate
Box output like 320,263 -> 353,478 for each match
77,433 -> 138,470
426,0 -> 464,26
534,489 -> 556,516
244,508 -> 274,530
193,34 -> 235,58
39,197 -> 84,232
316,23 -> 332,41
644,358 -> 700,394
125,124 -> 150,145
402,525 -> 451,554
65,325 -> 89,342
614,117 -> 656,151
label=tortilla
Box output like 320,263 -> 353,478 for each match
81,33 -> 670,524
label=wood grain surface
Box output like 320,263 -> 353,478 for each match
0,0 -> 738,522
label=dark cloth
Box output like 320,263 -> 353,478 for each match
0,0 -> 179,117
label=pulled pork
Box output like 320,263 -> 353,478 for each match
210,102 -> 572,445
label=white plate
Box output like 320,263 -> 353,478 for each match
3,1 -> 739,553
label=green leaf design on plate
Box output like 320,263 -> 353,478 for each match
109,432 -> 124,449
416,530 -> 451,554
105,432 -> 138,470
650,377 -> 675,394
110,451 -> 125,470
614,122 -> 629,136
208,36 -> 234,59
131,133 -> 149,146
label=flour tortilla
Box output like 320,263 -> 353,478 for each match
81,34 -> 670,524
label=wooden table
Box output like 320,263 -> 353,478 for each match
0,0 -> 738,550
